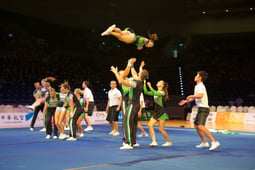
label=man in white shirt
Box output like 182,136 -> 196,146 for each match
179,71 -> 220,151
82,81 -> 95,131
106,81 -> 122,136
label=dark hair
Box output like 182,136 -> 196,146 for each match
198,71 -> 208,82
62,83 -> 70,90
140,69 -> 149,81
83,81 -> 90,87
163,81 -> 169,100
148,32 -> 158,41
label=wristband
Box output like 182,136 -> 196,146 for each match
128,63 -> 133,67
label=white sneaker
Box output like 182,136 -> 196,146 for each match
84,126 -> 93,131
53,136 -> 58,139
138,133 -> 149,137
209,141 -> 220,151
101,24 -> 116,36
132,143 -> 140,147
109,130 -> 115,135
120,144 -> 133,150
67,137 -> 77,141
196,142 -> 209,148
39,128 -> 46,132
79,133 -> 84,137
45,135 -> 51,139
59,134 -> 68,140
162,142 -> 173,147
149,141 -> 158,147
112,132 -> 120,136
26,105 -> 35,111
30,128 -> 34,131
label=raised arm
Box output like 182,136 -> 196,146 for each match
143,82 -> 153,96
122,58 -> 136,78
111,66 -> 131,87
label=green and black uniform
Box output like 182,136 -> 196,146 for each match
45,94 -> 59,136
120,83 -> 130,143
30,87 -> 46,129
123,79 -> 143,146
67,91 -> 84,138
124,27 -> 149,50
143,86 -> 169,120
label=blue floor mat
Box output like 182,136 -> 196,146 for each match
0,125 -> 255,170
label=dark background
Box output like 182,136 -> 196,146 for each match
0,0 -> 255,110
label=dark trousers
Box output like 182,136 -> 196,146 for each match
122,100 -> 128,143
69,108 -> 83,138
45,108 -> 58,136
123,103 -> 139,145
30,103 -> 44,128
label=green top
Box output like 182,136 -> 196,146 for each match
143,85 -> 165,107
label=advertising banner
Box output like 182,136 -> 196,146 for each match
0,112 -> 44,128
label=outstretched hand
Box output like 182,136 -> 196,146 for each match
178,100 -> 187,106
140,61 -> 145,68
110,66 -> 118,74
147,82 -> 151,88
128,58 -> 136,65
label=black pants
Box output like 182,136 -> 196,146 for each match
121,100 -> 128,143
45,108 -> 58,136
69,108 -> 83,138
30,103 -> 44,128
123,103 -> 139,145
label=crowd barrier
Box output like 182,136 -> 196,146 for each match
0,111 -> 110,129
188,111 -> 255,125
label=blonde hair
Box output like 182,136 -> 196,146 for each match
74,88 -> 83,95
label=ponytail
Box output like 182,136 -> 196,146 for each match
164,82 -> 169,101
148,32 -> 158,41
44,77 -> 56,82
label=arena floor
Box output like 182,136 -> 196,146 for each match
0,122 -> 255,170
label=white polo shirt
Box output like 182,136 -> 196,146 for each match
83,88 -> 94,102
194,82 -> 209,108
108,88 -> 122,107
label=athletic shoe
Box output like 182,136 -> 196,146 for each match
39,128 -> 46,132
138,133 -> 149,138
59,134 -> 68,140
120,144 -> 133,150
132,143 -> 140,147
30,128 -> 34,131
162,142 -> 173,147
26,105 -> 35,111
196,142 -> 209,148
101,24 -> 116,36
67,137 -> 77,141
149,141 -> 158,147
209,141 -> 220,151
79,133 -> 84,137
112,132 -> 120,136
109,130 -> 115,135
46,135 -> 51,139
53,136 -> 58,139
84,126 -> 93,131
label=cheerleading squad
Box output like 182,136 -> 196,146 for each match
28,79 -> 94,141
28,57 -> 220,151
